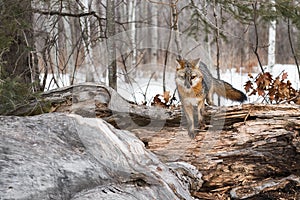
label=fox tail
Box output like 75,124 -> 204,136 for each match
213,79 -> 247,102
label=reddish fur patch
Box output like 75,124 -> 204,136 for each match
192,80 -> 203,97
177,60 -> 186,70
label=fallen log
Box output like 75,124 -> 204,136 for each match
4,83 -> 300,199
133,104 -> 300,199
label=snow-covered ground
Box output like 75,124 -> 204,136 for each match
41,64 -> 300,106
117,64 -> 300,106
40,73 -> 70,91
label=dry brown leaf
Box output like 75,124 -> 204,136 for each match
282,72 -> 288,80
244,80 -> 253,93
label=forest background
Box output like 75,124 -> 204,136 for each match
1,0 -> 300,112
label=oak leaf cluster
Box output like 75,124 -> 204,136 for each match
244,71 -> 300,104
151,91 -> 177,108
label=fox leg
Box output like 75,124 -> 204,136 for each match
206,87 -> 215,106
197,100 -> 205,129
182,103 -> 195,138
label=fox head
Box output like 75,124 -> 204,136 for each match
176,58 -> 203,89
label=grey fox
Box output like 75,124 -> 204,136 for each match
175,58 -> 247,138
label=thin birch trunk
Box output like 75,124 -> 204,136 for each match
267,0 -> 276,72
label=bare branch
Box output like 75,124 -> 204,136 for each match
33,9 -> 106,21
251,2 -> 264,73
287,18 -> 300,81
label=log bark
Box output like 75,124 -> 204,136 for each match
133,104 -> 300,199
4,83 -> 300,199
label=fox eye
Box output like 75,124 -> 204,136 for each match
191,75 -> 197,79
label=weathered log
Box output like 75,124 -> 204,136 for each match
4,83 -> 300,199
133,104 -> 300,199
0,113 -> 203,200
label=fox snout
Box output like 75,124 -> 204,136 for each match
184,76 -> 192,89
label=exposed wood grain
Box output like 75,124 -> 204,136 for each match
132,104 -> 300,199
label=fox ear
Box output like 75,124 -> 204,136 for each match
190,58 -> 200,67
176,58 -> 185,70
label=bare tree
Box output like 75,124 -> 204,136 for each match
106,0 -> 117,90
213,0 -> 221,105
251,2 -> 265,73
288,19 -> 300,81
0,0 -> 37,88
162,0 -> 181,93
128,0 -> 137,68
267,0 -> 276,72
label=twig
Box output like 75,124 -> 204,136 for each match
287,18 -> 300,81
143,72 -> 156,104
169,87 -> 178,106
252,2 -> 264,73
279,95 -> 298,104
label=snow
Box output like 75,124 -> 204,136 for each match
271,64 -> 299,89
40,64 -> 300,106
40,73 -> 70,91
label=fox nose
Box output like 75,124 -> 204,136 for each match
184,78 -> 191,89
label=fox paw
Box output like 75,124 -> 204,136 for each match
188,128 -> 196,139
199,122 -> 206,130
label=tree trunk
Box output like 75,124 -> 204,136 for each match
106,0 -> 117,90
149,2 -> 158,64
128,0 -> 137,69
267,0 -> 276,72
0,0 -> 36,86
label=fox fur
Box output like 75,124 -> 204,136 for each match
175,58 -> 247,138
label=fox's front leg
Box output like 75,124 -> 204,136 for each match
197,100 -> 205,129
182,103 -> 196,138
